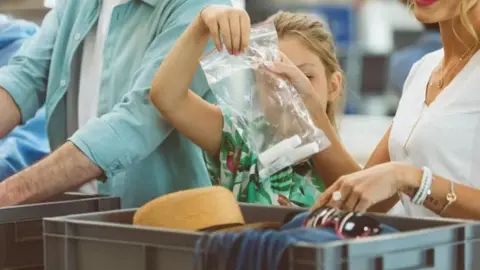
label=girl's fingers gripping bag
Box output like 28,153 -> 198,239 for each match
200,22 -> 330,179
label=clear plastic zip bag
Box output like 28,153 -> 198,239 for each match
200,22 -> 330,179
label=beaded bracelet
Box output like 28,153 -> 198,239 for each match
417,167 -> 432,205
412,167 -> 433,205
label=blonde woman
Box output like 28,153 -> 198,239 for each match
313,0 -> 480,220
150,6 -> 350,207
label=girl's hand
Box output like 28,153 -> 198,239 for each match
265,52 -> 322,106
312,163 -> 421,212
278,194 -> 294,207
200,5 -> 251,55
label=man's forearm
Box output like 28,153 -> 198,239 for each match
0,87 -> 21,138
0,142 -> 103,206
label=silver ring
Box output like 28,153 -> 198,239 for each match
332,191 -> 342,201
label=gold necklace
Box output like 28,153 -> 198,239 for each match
404,43 -> 479,153
432,43 -> 479,90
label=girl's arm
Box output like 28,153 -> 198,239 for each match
150,6 -> 251,156
150,15 -> 222,156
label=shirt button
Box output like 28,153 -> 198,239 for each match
74,33 -> 81,40
60,80 -> 67,87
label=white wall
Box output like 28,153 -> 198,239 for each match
339,115 -> 393,166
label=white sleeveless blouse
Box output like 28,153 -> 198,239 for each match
389,49 -> 480,218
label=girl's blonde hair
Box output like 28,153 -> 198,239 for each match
270,11 -> 345,129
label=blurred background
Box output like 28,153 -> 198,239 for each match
0,0 -> 439,165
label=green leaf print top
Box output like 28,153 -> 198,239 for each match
204,109 -> 326,207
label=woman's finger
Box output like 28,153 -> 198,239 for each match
342,188 -> 360,211
354,182 -> 379,212
218,15 -> 232,54
312,193 -> 331,210
329,182 -> 352,209
239,12 -> 251,52
311,180 -> 341,210
228,13 -> 241,54
354,196 -> 372,212
326,197 -> 337,208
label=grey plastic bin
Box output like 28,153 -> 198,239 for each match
44,203 -> 480,270
0,192 -> 120,270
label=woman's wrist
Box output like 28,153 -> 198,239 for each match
393,163 -> 422,195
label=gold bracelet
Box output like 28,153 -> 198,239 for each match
439,180 -> 457,216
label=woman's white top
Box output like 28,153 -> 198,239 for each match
389,48 -> 480,218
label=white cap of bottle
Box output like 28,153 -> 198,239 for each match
258,135 -> 302,167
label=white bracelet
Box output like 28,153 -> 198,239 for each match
412,167 -> 432,205
415,167 -> 431,205
416,167 -> 432,205
412,167 -> 428,203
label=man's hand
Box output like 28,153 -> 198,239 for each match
0,142 -> 103,206
0,87 -> 21,139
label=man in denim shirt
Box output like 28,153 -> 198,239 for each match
0,15 -> 49,181
0,0 -> 230,208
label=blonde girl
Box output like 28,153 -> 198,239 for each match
150,5 -> 350,207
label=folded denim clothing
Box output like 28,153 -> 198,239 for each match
195,211 -> 398,270
281,211 -> 398,233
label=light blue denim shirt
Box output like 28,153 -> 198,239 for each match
0,15 -> 49,181
0,0 -> 231,208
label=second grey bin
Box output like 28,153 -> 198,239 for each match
44,204 -> 480,270
0,192 -> 120,270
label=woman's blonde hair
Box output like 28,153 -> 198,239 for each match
270,11 -> 345,130
458,0 -> 479,43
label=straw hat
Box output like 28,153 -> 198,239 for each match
134,186 -> 281,232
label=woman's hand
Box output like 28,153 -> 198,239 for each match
311,162 -> 422,212
200,5 -> 251,55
